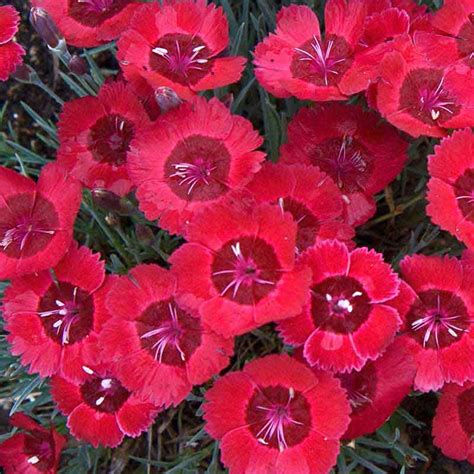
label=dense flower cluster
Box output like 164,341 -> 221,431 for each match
1,0 -> 473,472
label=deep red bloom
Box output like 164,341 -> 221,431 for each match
0,413 -> 66,474
280,103 -> 408,226
0,5 -> 24,81
254,2 -> 368,101
3,242 -> 110,383
0,163 -> 81,280
337,339 -> 415,439
277,240 -> 401,373
389,254 -> 474,392
58,81 -> 151,197
51,364 -> 160,448
376,40 -> 474,137
169,201 -> 312,337
100,264 -> 234,407
117,1 -> 246,100
31,0 -> 143,48
245,163 -> 354,252
204,354 -> 350,474
415,0 -> 474,68
128,96 -> 265,235
427,128 -> 474,249
432,381 -> 474,465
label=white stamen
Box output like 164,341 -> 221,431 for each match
82,366 -> 94,375
95,397 -> 105,406
27,456 -> 40,465
101,378 -> 112,389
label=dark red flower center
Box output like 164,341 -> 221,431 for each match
80,373 -> 130,413
458,386 -> 474,437
307,136 -> 371,194
311,276 -> 371,334
291,34 -> 352,87
136,299 -> 202,367
246,385 -> 311,451
211,236 -> 282,305
278,197 -> 320,252
406,289 -> 471,349
88,114 -> 135,166
457,20 -> 474,68
165,135 -> 231,202
338,364 -> 377,414
0,193 -> 59,259
68,0 -> 130,27
23,431 -> 55,471
454,168 -> 474,223
150,33 -> 211,86
38,282 -> 94,346
399,68 -> 460,125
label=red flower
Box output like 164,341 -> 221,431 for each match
245,163 -> 354,252
128,96 -> 265,235
58,81 -> 151,197
277,240 -> 401,373
389,254 -> 474,392
117,1 -> 246,100
100,264 -> 234,407
253,2 -> 368,101
169,201 -> 312,337
203,354 -> 350,474
3,242 -> 110,383
0,413 -> 66,474
414,0 -> 474,68
0,5 -> 24,81
375,39 -> 474,137
0,163 -> 81,280
280,103 -> 408,226
432,382 -> 474,465
51,364 -> 160,448
427,128 -> 474,249
337,339 -> 415,439
31,0 -> 143,48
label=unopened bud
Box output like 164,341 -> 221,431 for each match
135,224 -> 154,245
68,55 -> 88,76
91,188 -> 134,215
221,93 -> 234,109
154,87 -> 182,114
30,7 -> 62,49
11,64 -> 39,84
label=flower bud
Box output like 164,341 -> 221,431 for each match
11,64 -> 39,84
30,7 -> 62,50
154,87 -> 182,114
68,55 -> 88,76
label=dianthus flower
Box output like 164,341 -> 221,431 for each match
203,354 -> 351,474
117,1 -> 246,100
375,39 -> 474,137
0,5 -> 24,81
277,240 -> 401,373
414,0 -> 474,68
0,163 -> 81,280
31,0 -> 143,48
169,201 -> 312,337
432,382 -> 474,465
427,128 -> 474,248
336,339 -> 415,439
245,163 -> 354,252
3,242 -> 110,383
51,364 -> 160,448
57,81 -> 152,197
280,103 -> 408,226
389,253 -> 474,392
100,264 -> 234,407
254,2 -> 368,101
128,96 -> 265,235
0,413 -> 66,474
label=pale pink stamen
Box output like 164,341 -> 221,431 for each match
77,0 -> 114,12
141,303 -> 186,362
295,36 -> 346,86
213,242 -> 275,299
152,42 -> 208,77
0,224 -> 55,251
419,78 -> 455,120
349,390 -> 372,408
256,388 -> 303,452
333,138 -> 366,189
170,160 -> 216,195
